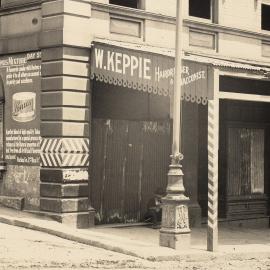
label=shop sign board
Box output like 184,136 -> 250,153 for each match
90,42 -> 211,104
0,51 -> 41,166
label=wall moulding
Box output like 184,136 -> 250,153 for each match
0,0 -> 41,13
185,19 -> 270,43
91,1 -> 175,24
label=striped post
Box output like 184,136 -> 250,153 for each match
207,97 -> 219,251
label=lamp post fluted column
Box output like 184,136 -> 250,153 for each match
159,0 -> 191,249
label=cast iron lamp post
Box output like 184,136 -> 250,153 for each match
159,0 -> 191,249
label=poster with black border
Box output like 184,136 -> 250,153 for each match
0,51 -> 41,166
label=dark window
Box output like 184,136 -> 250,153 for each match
220,76 -> 270,96
109,0 -> 138,8
189,0 -> 211,19
262,4 -> 270,31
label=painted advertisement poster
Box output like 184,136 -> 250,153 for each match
0,51 -> 41,166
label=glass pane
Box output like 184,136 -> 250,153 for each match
189,0 -> 211,19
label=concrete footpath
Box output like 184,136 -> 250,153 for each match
0,206 -> 270,262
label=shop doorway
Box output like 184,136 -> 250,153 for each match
90,81 -> 171,224
198,77 -> 270,223
219,100 -> 270,220
222,123 -> 268,219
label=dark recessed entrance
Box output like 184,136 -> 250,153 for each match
198,76 -> 270,223
218,76 -> 270,222
90,81 -> 171,224
219,100 -> 270,220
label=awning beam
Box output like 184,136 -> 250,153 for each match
219,91 -> 270,103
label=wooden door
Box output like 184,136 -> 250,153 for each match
225,125 -> 268,219
90,119 -> 171,224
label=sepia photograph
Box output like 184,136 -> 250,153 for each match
0,0 -> 270,269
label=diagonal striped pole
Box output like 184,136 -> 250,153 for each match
207,70 -> 219,252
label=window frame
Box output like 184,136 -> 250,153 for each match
109,0 -> 141,9
188,0 -> 215,23
261,3 -> 270,32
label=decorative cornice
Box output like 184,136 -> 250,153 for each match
0,1 -> 41,15
0,33 -> 40,55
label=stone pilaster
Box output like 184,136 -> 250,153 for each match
39,0 -> 94,228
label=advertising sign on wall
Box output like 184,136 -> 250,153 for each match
0,51 -> 41,166
90,42 -> 211,104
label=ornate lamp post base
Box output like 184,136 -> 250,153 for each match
159,206 -> 191,249
159,159 -> 191,249
160,230 -> 190,250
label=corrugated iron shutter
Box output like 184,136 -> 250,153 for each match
91,119 -> 170,224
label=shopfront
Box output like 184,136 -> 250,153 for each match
90,42 -> 270,227
0,41 -> 269,229
90,41 -> 210,224
218,75 -> 270,223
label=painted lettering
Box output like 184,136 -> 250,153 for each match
115,52 -> 122,74
143,58 -> 151,80
139,57 -> 143,79
107,51 -> 115,72
182,66 -> 189,75
181,70 -> 206,85
122,54 -> 131,75
131,56 -> 139,76
95,48 -> 104,69
155,66 -> 175,82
